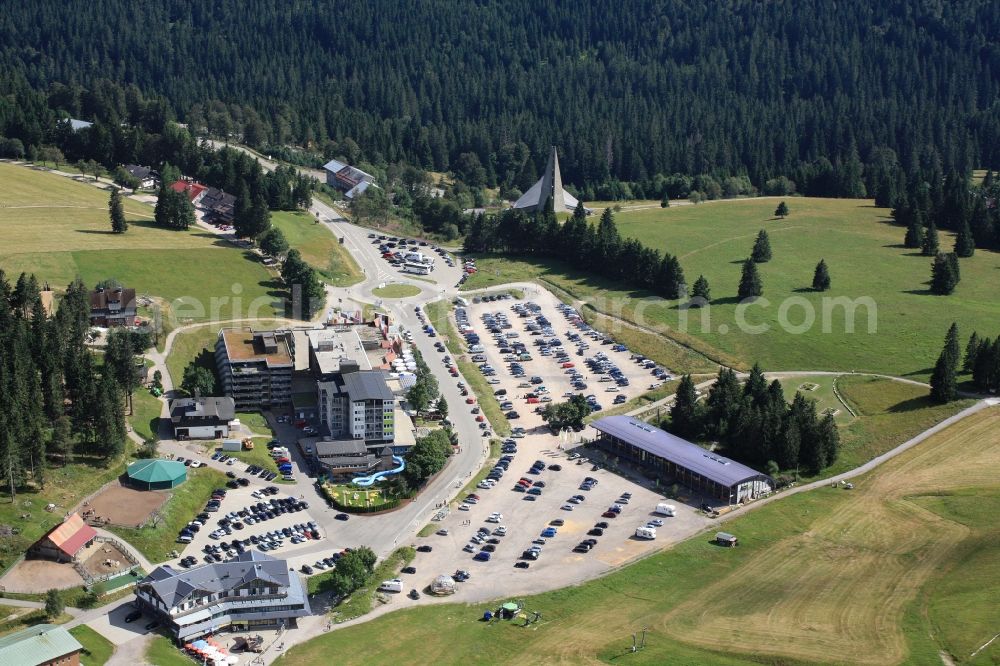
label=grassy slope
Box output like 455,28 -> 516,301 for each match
464,197 -> 1000,380
271,210 -> 363,285
129,387 -> 163,441
145,635 -> 193,666
0,162 -> 279,320
279,404 -> 1000,666
109,466 -> 226,562
70,625 -> 116,666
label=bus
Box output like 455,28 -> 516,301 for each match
403,262 -> 431,275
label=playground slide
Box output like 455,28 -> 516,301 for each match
352,456 -> 406,487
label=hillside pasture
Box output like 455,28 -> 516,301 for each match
0,162 -> 280,320
464,197 -> 1000,379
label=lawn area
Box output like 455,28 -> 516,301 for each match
463,197 -> 1000,380
129,387 -> 163,441
0,608 -> 72,637
372,283 -> 422,298
109,466 -> 226,562
271,210 -> 363,285
145,635 -> 193,666
235,411 -> 272,435
278,405 -> 1000,666
70,625 -> 116,666
0,162 -> 280,321
826,375 -> 976,478
0,450 -> 132,575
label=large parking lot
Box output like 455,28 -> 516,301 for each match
171,482 -> 338,575
403,445 -> 708,603
395,287 -> 707,603
458,288 -> 669,426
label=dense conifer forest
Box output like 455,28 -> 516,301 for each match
1,0 -> 998,194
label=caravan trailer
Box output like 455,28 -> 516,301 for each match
635,526 -> 657,540
654,503 -> 676,517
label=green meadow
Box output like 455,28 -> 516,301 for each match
0,162 -> 281,320
464,197 -> 1000,379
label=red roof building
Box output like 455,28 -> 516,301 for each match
169,180 -> 207,203
29,513 -> 97,563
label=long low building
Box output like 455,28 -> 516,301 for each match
135,550 -> 311,642
590,416 -> 773,504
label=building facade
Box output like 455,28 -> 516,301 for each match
169,396 -> 236,439
322,159 -> 375,199
135,550 -> 310,642
89,286 -> 136,327
318,370 -> 395,448
29,513 -> 97,563
216,329 -> 293,410
591,416 -> 773,505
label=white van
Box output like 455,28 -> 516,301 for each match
455,297 -> 469,307
654,503 -> 676,517
379,579 -> 403,593
635,526 -> 657,540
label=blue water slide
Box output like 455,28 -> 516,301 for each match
352,456 -> 406,487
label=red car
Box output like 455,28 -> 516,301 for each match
526,397 -> 540,404
465,397 -> 476,404
275,457 -> 290,464
475,415 -> 485,422
601,511 -> 618,518
561,362 -> 575,368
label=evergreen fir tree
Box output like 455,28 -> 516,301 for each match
930,252 -> 957,295
818,413 -> 840,466
742,363 -> 768,406
109,188 -> 127,233
929,350 -> 957,403
778,419 -> 801,470
669,374 -> 702,440
775,201 -> 789,218
660,192 -> 670,208
954,218 -> 975,257
751,229 -> 772,263
921,221 -> 940,256
963,332 -> 980,373
690,275 -> 710,305
903,216 -> 924,249
738,258 -> 763,299
947,252 -> 960,284
943,322 -> 961,367
811,259 -> 831,291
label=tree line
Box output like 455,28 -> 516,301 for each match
668,366 -> 840,475
929,322 -> 1000,403
1,1 -> 997,199
465,203 -> 688,300
0,273 -> 129,499
893,169 -> 1000,296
